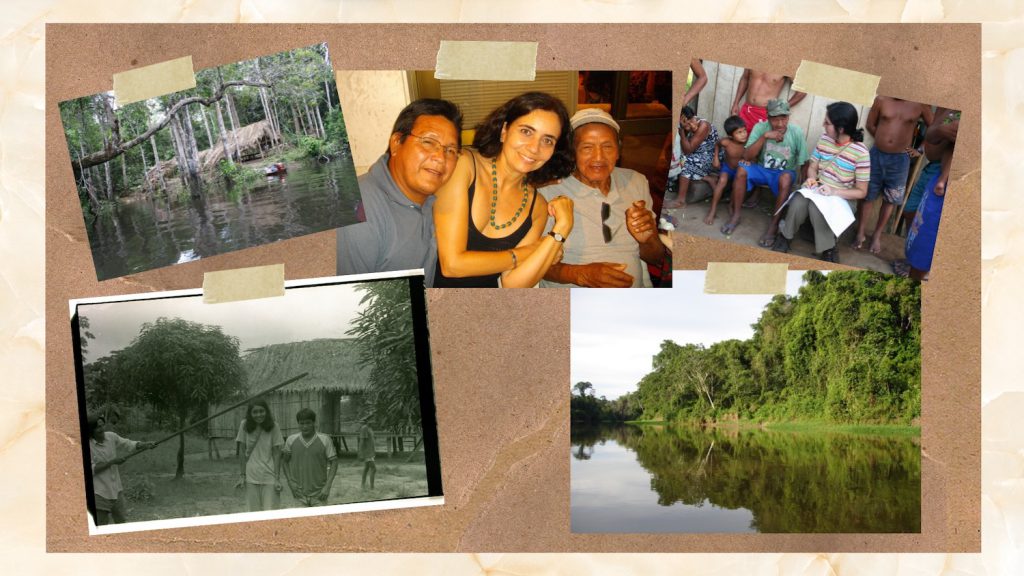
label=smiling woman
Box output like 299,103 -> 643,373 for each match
432,92 -> 576,288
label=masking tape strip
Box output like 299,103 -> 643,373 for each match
113,56 -> 197,106
203,264 -> 285,304
791,60 -> 879,107
704,262 -> 788,295
435,41 -> 538,81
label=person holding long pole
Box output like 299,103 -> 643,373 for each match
88,414 -> 155,525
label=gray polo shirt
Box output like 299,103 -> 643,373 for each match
539,168 -> 653,288
336,153 -> 436,286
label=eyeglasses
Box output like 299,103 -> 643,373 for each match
598,201 -> 618,241
407,132 -> 459,160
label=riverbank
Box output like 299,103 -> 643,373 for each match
617,418 -> 920,437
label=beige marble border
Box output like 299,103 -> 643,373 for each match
1,1 -> 1017,574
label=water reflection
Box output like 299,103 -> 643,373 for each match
571,424 -> 920,533
86,159 -> 360,280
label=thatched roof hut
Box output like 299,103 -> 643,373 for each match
207,338 -> 372,438
145,119 -> 277,185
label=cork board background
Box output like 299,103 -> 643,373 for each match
45,24 -> 979,552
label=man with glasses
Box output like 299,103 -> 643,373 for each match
337,99 -> 463,286
539,108 -> 665,287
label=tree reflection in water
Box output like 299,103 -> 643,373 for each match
571,423 -> 920,533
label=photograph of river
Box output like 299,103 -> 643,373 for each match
570,270 -> 921,533
59,43 -> 359,280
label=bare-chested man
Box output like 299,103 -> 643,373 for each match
854,96 -> 934,255
904,107 -> 958,281
730,68 -> 807,133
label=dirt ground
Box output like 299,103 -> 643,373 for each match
109,432 -> 429,523
662,181 -> 905,274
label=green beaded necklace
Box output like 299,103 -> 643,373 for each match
489,157 -> 530,230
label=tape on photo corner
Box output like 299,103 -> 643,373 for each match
113,56 -> 197,106
792,60 -> 879,107
704,262 -> 788,295
203,264 -> 285,304
435,41 -> 538,81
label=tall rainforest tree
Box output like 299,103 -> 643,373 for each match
114,318 -> 246,479
346,281 -> 421,433
633,271 -> 921,425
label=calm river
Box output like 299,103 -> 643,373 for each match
85,158 -> 360,280
571,423 -> 920,533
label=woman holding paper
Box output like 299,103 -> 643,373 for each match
432,92 -> 575,288
772,101 -> 870,263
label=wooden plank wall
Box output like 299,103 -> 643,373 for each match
694,61 -> 875,152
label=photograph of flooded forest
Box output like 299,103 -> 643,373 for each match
59,43 -> 359,280
570,270 -> 921,533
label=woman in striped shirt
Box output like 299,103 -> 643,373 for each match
772,101 -> 870,263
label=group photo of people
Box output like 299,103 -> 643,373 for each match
336,70 -> 674,288
661,60 -> 958,279
74,277 -> 440,531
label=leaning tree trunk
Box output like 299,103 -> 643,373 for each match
215,100 -> 233,167
150,135 -> 168,193
226,90 -> 241,161
139,140 -> 154,195
200,105 -> 214,150
168,114 -> 189,188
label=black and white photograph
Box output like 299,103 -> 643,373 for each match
70,272 -> 441,534
59,42 -> 361,281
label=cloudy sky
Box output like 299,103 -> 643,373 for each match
77,281 -> 373,362
571,271 -> 807,401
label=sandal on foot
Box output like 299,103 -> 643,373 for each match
720,222 -> 738,235
758,234 -> 776,248
892,259 -> 910,278
851,237 -> 866,251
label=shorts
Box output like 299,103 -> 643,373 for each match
904,161 -> 941,213
246,482 -> 281,512
743,164 -> 796,197
867,146 -> 911,204
739,103 -> 768,134
905,171 -> 944,272
93,493 -> 126,524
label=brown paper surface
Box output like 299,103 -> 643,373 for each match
46,23 -> 979,553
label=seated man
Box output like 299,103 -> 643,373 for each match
336,99 -> 463,286
540,108 -> 668,288
723,99 -> 809,246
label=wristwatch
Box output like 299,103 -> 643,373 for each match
548,231 -> 566,243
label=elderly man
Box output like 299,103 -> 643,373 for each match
336,99 -> 463,286
540,108 -> 667,288
723,98 -> 809,246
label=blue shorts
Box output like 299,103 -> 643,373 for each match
905,171 -> 944,272
867,146 -> 911,204
743,164 -> 796,197
904,161 -> 941,213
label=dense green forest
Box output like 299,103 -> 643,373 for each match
59,43 -> 347,213
573,271 -> 921,425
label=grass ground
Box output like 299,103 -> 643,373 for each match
114,432 -> 429,523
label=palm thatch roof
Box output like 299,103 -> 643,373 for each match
144,119 -> 276,184
240,338 -> 371,396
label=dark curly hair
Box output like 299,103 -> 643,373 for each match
243,399 -> 277,433
472,91 -> 573,185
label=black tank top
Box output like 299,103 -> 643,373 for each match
434,153 -> 537,288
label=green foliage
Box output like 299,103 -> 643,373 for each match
111,317 -> 246,477
633,271 -> 921,425
345,280 -> 421,432
571,382 -> 642,423
216,159 -> 261,185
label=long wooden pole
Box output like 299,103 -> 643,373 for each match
122,372 -> 309,461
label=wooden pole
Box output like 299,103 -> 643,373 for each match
122,372 -> 309,462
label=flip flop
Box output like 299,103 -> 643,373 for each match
891,259 -> 910,278
720,222 -> 738,235
869,244 -> 882,256
851,237 -> 866,251
758,234 -> 776,248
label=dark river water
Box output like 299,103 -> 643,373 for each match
85,158 -> 360,281
570,423 -> 920,533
